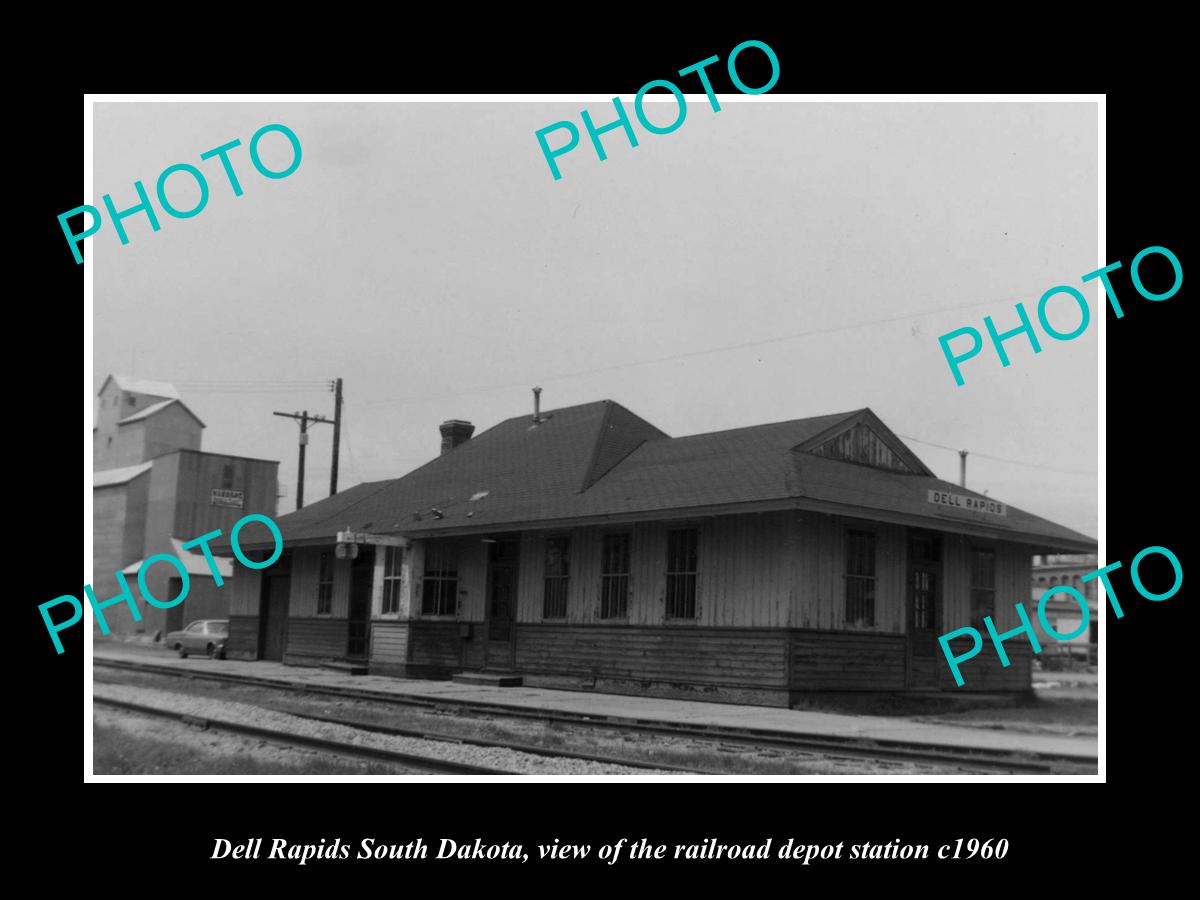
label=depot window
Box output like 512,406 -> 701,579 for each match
382,546 -> 403,615
970,547 -> 996,625
844,529 -> 876,627
542,536 -> 571,619
665,528 -> 698,619
600,532 -> 631,619
317,552 -> 334,615
422,543 -> 459,616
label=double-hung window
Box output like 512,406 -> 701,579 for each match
543,536 -> 571,619
970,548 -> 996,626
844,530 -> 876,627
665,528 -> 698,619
422,543 -> 459,616
316,552 -> 334,615
600,533 -> 631,619
382,546 -> 404,615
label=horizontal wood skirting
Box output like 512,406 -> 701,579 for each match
285,617 -> 348,660
513,624 -> 790,689
408,620 -> 463,669
791,631 -> 907,691
940,636 -> 1033,692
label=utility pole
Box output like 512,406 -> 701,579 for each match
273,409 -> 333,509
330,378 -> 343,496
959,449 -> 968,488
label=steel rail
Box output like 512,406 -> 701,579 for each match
93,656 -> 1096,774
93,694 -> 512,775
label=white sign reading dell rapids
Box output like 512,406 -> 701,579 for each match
927,490 -> 1006,517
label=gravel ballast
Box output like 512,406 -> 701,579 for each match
93,684 -> 681,776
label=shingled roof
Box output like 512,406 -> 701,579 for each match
229,400 -> 1095,554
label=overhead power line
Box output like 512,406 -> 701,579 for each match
358,296 -> 1007,411
898,434 -> 1098,477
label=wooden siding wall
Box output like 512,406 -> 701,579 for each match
458,540 -> 488,621
403,539 -> 487,621
284,618 -> 348,663
369,620 -> 409,670
513,513 -> 794,628
790,631 -> 907,690
288,546 -> 350,618
939,634 -> 1033,691
408,621 -> 463,669
228,569 -> 262,617
226,615 -> 259,658
514,625 -> 789,702
809,423 -> 914,473
792,514 -> 906,633
941,536 -> 1033,632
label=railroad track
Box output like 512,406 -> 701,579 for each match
93,656 -> 1097,774
94,694 -> 512,775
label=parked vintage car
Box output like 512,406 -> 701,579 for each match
164,619 -> 229,659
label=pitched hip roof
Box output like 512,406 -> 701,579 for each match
226,400 -> 1095,554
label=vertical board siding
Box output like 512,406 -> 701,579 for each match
516,532 -> 545,621
289,549 -> 317,617
229,569 -> 261,617
942,537 -> 1032,632
288,547 -> 349,619
570,527 -> 602,624
510,514 -> 795,628
942,534 -> 970,631
793,513 -> 904,633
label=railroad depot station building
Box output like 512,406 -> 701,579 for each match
219,399 -> 1095,706
93,375 -> 279,638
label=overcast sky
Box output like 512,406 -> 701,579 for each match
92,100 -> 1098,537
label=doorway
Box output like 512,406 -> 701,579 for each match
347,546 -> 375,660
165,578 -> 185,634
485,536 -> 520,668
906,530 -> 942,689
259,574 -> 289,661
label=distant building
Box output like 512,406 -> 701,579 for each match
1031,553 -> 1099,660
92,375 -> 279,638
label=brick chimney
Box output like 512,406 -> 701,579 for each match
439,419 -> 475,455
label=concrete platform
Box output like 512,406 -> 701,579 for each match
320,660 -> 369,676
92,644 -> 1097,761
452,671 -> 524,687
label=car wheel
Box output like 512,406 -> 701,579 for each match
178,644 -> 188,658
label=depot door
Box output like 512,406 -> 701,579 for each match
347,547 -> 375,660
485,537 -> 519,668
906,531 -> 942,689
260,574 -> 289,661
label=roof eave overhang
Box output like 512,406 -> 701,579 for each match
226,498 -> 1095,554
